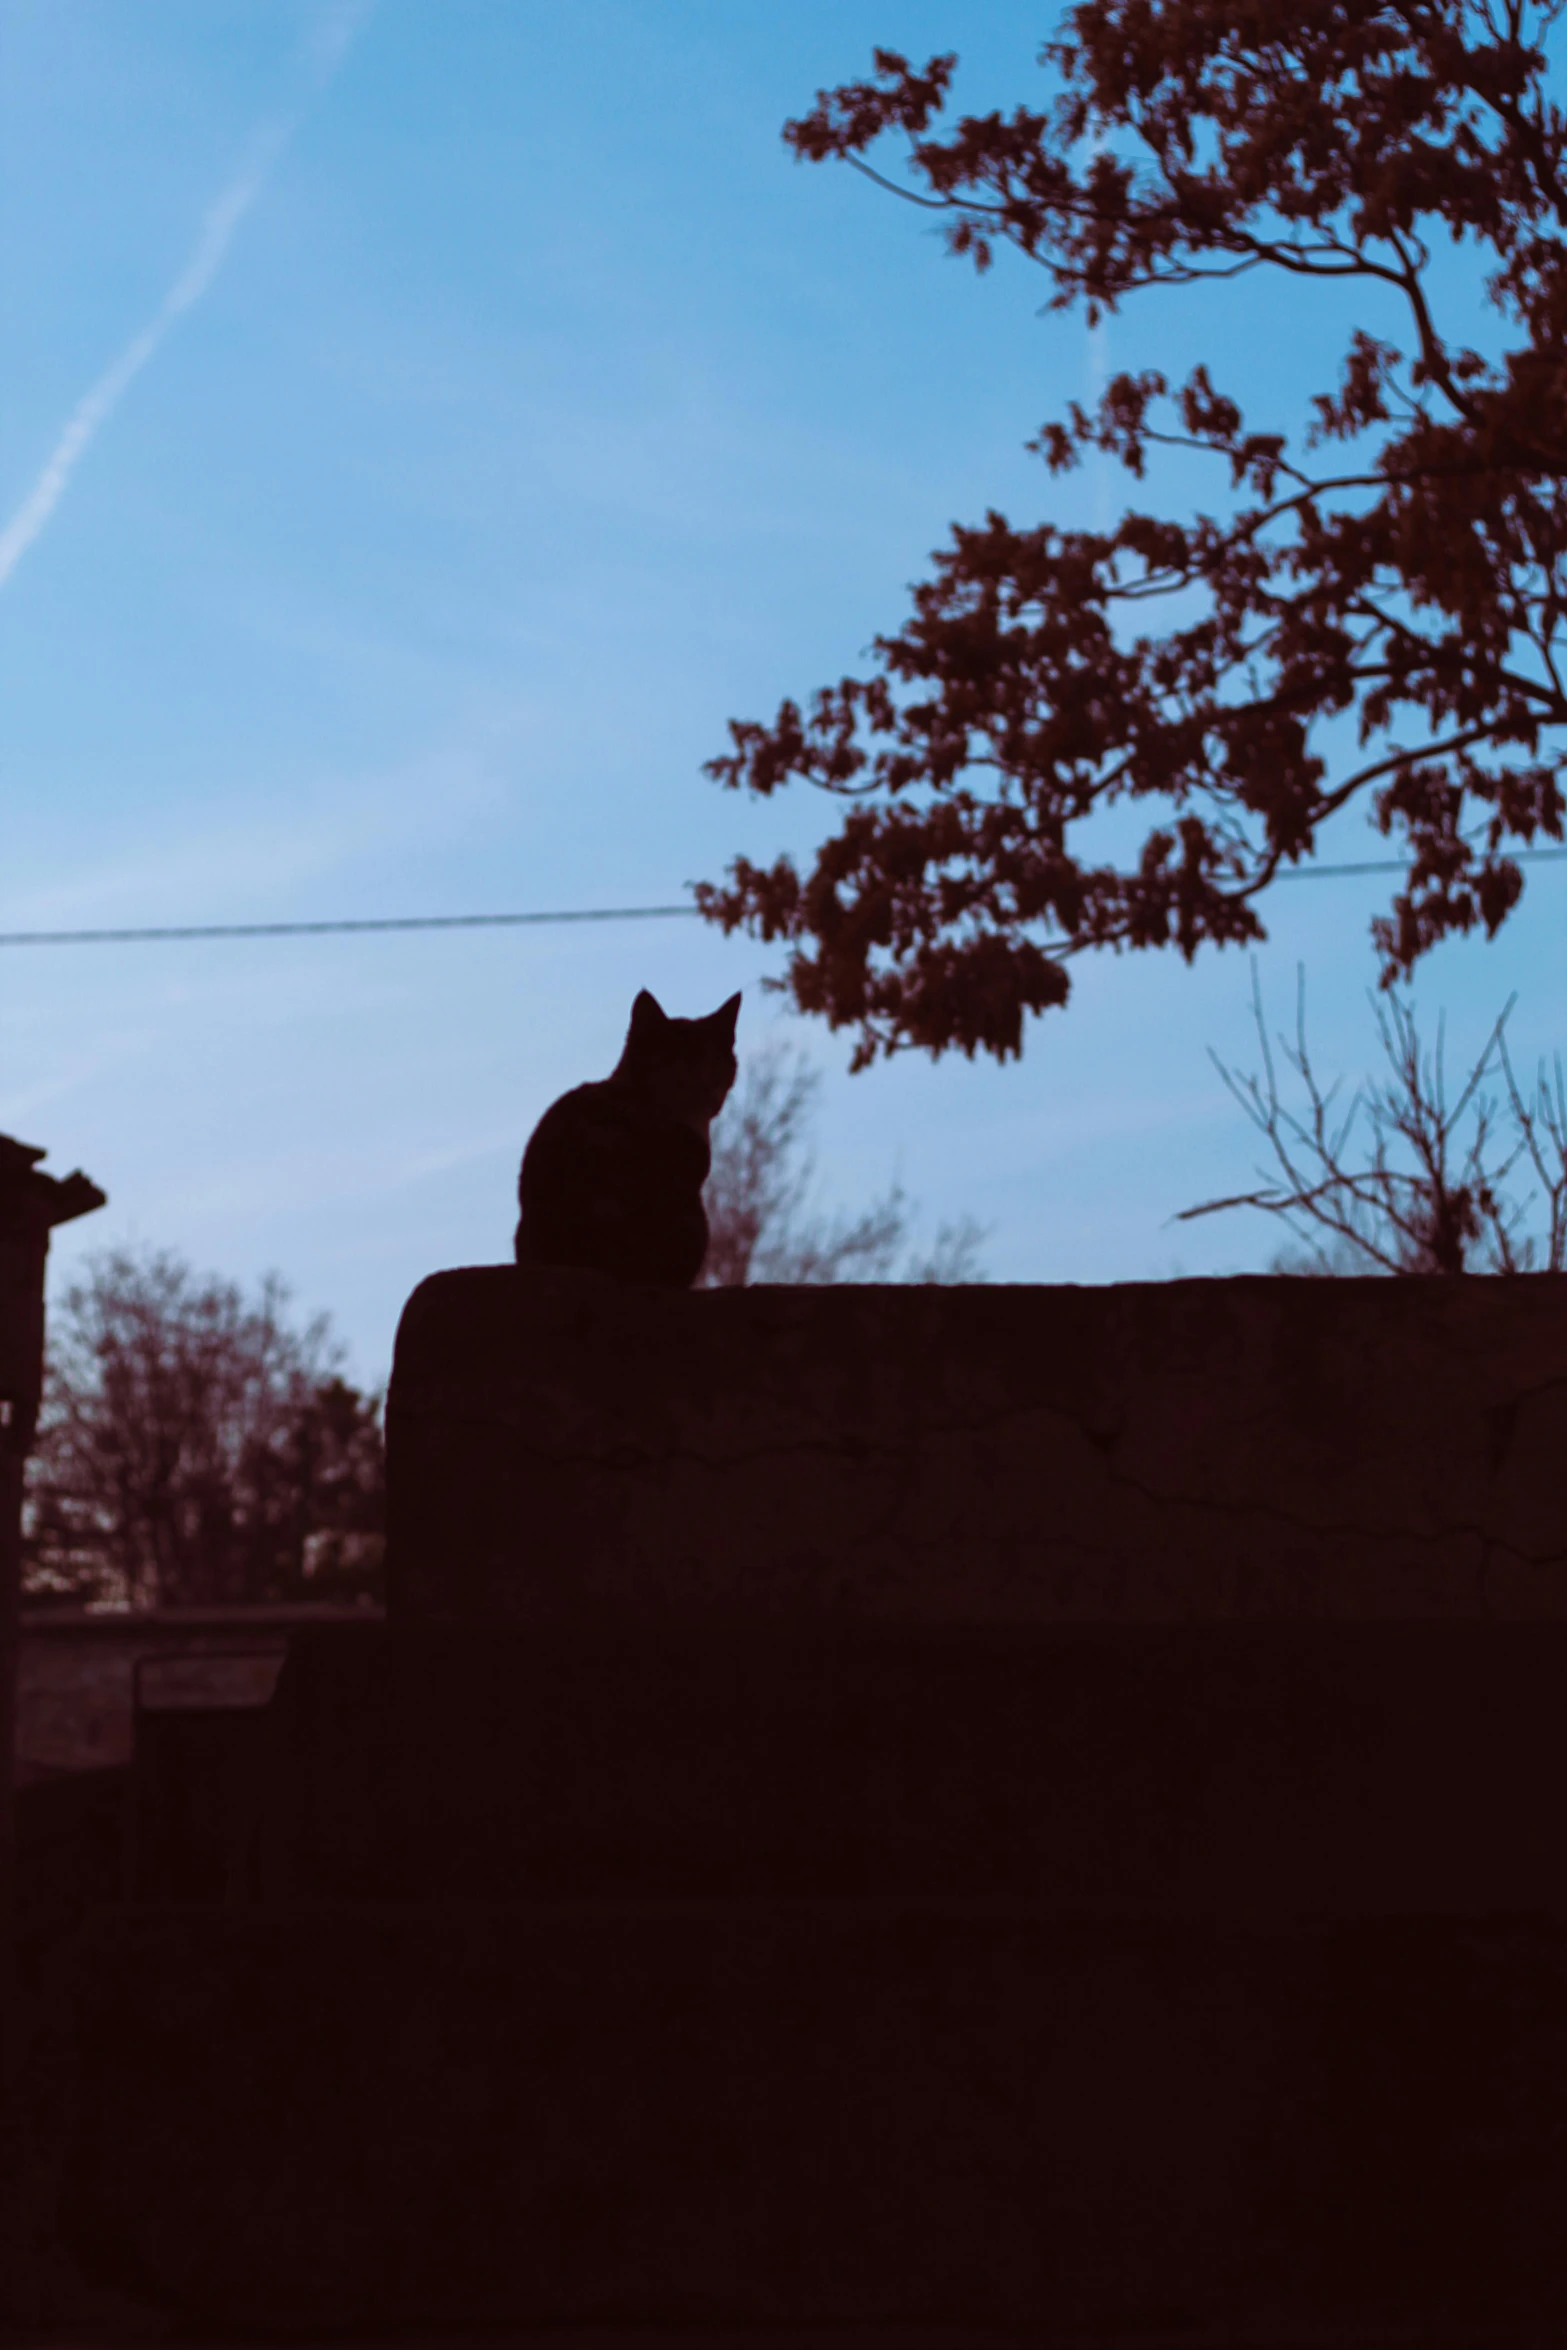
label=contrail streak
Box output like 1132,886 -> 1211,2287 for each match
0,0 -> 374,591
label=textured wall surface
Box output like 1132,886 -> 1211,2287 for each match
50,1901 -> 1567,2339
259,1617 -> 1567,1918
387,1269 -> 1567,1624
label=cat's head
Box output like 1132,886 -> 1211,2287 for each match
617,988 -> 740,1123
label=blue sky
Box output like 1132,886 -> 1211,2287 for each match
4,0 -> 1563,1383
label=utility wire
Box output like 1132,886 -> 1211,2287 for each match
1,850 -> 1564,947
0,904 -> 697,947
1275,849 -> 1567,880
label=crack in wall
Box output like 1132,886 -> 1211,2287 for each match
389,1281 -> 1567,1617
391,1385 -> 1567,1571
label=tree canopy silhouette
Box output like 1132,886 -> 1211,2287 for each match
697,3 -> 1567,1066
25,1247 -> 385,1611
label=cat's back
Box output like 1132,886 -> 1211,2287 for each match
515,1076 -> 709,1284
523,1075 -> 642,1163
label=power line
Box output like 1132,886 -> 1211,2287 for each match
0,904 -> 698,947
0,850 -> 1563,947
1273,849 -> 1567,881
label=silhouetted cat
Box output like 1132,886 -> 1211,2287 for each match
514,988 -> 741,1287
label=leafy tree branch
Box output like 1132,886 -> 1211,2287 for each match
698,4 -> 1567,1065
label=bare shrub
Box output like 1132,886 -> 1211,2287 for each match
1178,965 -> 1567,1274
702,1041 -> 987,1285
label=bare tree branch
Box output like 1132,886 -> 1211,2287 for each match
1176,964 -> 1562,1272
700,1039 -> 988,1283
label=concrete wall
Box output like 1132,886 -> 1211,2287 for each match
15,1605 -> 379,1785
260,1617 -> 1567,1918
18,1273 -> 1567,2339
52,1900 -> 1567,2340
387,1268 -> 1567,1625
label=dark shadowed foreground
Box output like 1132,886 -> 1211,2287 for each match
5,1270 -> 1567,2345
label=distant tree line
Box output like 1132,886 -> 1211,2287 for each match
24,1250 -> 385,1613
702,1039 -> 987,1286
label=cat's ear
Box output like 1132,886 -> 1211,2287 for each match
628,989 -> 667,1039
711,992 -> 741,1041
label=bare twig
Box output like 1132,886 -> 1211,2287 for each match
1176,963 -> 1555,1272
701,1039 -> 988,1284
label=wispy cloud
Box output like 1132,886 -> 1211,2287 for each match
0,0 -> 376,592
